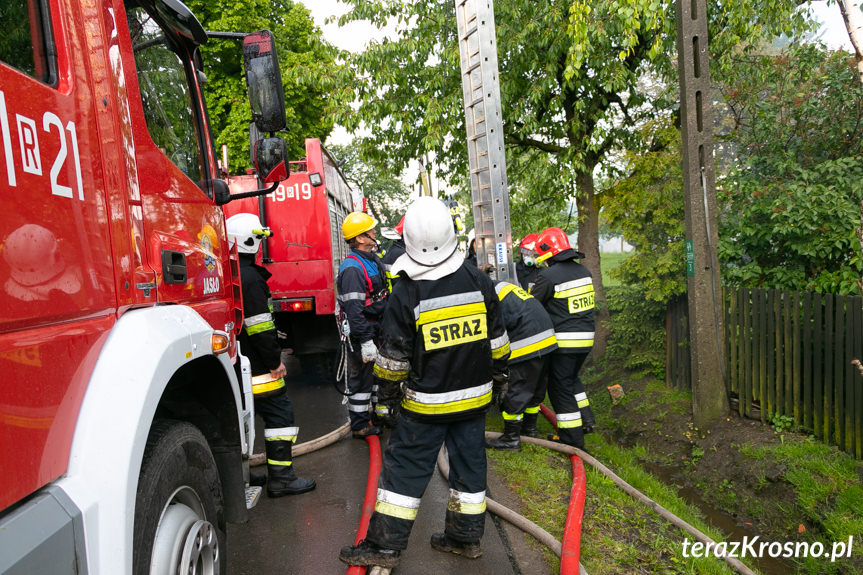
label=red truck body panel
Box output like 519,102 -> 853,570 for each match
0,0 -> 237,513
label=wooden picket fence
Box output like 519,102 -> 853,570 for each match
666,288 -> 863,458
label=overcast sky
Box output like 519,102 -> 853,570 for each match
296,0 -> 853,196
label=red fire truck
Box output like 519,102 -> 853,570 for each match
224,138 -> 355,373
0,1 -> 288,573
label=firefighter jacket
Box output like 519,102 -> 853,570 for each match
530,249 -> 595,353
379,240 -> 406,291
237,254 -> 282,375
515,259 -> 540,291
494,281 -> 558,364
373,261 -> 510,423
337,248 -> 387,344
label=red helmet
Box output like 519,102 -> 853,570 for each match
519,233 -> 538,253
535,227 -> 571,263
394,215 -> 406,237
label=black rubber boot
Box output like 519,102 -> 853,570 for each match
485,419 -> 522,450
352,422 -> 380,438
249,467 -> 267,487
265,439 -> 316,497
560,427 -> 586,451
522,412 -> 539,438
430,532 -> 482,559
339,540 -> 401,567
267,465 -> 316,497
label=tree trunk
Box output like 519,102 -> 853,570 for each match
575,167 -> 610,359
839,0 -> 863,84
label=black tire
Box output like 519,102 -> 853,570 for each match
133,420 -> 226,575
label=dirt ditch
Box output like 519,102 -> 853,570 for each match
590,368 -> 863,574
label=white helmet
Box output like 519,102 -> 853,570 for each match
392,197 -> 463,280
402,197 -> 458,265
226,213 -> 272,254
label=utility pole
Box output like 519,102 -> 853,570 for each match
454,0 -> 513,281
418,158 -> 432,197
677,0 -> 728,425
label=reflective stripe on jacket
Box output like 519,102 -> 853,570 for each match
380,240 -> 406,291
237,255 -> 282,375
494,282 -> 557,364
374,261 -> 509,422
337,248 -> 387,343
529,249 -> 595,353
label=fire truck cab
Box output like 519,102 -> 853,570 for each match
0,1 -> 286,573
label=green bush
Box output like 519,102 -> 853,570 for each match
605,286 -> 666,377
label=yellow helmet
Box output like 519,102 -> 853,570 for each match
342,212 -> 378,240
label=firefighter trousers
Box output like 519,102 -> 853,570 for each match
546,351 -> 594,446
502,355 -> 549,418
255,386 -> 299,469
346,346 -> 375,430
366,414 -> 487,551
255,386 -> 295,429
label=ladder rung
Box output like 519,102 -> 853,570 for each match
461,26 -> 478,41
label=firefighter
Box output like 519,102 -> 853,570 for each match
485,279 -> 557,450
339,197 -> 510,569
337,211 -> 388,438
515,233 -> 541,291
530,227 -> 596,450
379,215 -> 406,291
226,213 -> 316,497
465,228 -> 477,266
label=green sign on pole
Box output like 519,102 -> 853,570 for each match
686,240 -> 695,277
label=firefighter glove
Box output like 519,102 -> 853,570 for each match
492,369 -> 508,390
376,380 -> 403,427
491,369 -> 508,408
360,340 -> 378,363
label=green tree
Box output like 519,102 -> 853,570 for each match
186,0 -> 347,173
718,44 -> 863,294
603,122 -> 686,302
334,0 -> 811,356
326,143 -> 412,227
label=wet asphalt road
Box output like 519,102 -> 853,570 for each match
226,354 -> 551,575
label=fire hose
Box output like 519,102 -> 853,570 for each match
436,446 -> 589,575
273,410 -> 755,575
249,421 -> 351,466
532,405 -> 757,575
347,435 -> 384,575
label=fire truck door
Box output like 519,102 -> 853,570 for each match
118,4 -> 229,325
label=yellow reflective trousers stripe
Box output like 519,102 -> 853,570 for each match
375,500 -> 419,520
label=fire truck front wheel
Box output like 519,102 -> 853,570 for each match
134,420 -> 226,575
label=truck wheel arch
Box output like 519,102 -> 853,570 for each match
55,305 -> 245,574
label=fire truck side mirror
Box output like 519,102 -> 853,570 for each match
212,179 -> 231,206
242,30 -> 286,134
253,137 -> 289,184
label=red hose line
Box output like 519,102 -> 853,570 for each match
540,403 -> 585,575
539,403 -> 557,427
347,435 -> 383,575
561,455 -> 586,574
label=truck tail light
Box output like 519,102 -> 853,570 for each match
278,299 -> 313,312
